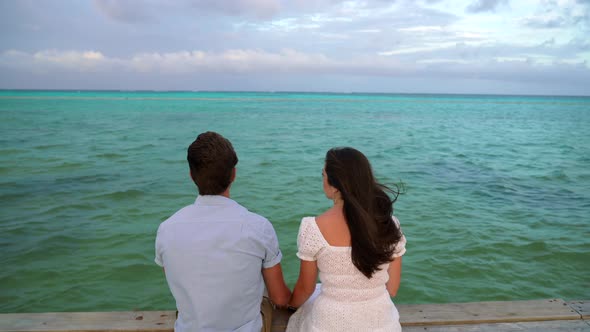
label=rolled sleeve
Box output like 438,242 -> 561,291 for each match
154,253 -> 163,267
261,219 -> 283,269
263,248 -> 283,269
154,228 -> 164,267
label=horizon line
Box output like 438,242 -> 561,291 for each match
0,89 -> 589,98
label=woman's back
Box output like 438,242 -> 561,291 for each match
287,216 -> 401,331
315,207 -> 350,246
310,216 -> 391,298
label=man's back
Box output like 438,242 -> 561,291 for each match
155,195 -> 282,331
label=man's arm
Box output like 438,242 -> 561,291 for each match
262,263 -> 291,307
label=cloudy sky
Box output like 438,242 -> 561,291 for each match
1,0 -> 589,95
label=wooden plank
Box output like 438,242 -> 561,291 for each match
568,300 -> 590,320
399,299 -> 580,326
403,320 -> 590,331
272,299 -> 583,331
0,311 -> 175,332
1,299 -> 586,332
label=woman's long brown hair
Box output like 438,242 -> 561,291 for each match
325,147 -> 403,278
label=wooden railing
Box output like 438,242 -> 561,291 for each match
0,299 -> 587,332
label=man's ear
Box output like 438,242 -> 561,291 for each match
190,171 -> 195,182
230,167 -> 236,183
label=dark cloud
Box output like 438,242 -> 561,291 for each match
187,0 -> 280,20
93,0 -> 155,23
521,15 -> 566,28
91,0 -> 403,23
466,0 -> 508,13
93,0 -> 281,22
568,38 -> 590,51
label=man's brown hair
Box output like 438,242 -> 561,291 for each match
187,132 -> 238,195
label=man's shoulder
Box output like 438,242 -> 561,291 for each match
236,204 -> 270,225
157,204 -> 195,232
241,208 -> 268,223
234,203 -> 277,235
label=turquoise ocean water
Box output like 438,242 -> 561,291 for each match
1,90 -> 589,313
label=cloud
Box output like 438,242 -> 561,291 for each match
521,13 -> 567,28
568,37 -> 590,51
380,36 -> 590,66
0,48 -> 340,74
2,48 -> 589,87
128,49 -> 336,73
93,0 -> 281,23
188,0 -> 281,19
91,0 -> 410,24
527,0 -> 590,27
466,0 -> 508,13
94,0 -> 155,23
0,49 -> 119,72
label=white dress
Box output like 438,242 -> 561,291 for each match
286,216 -> 407,332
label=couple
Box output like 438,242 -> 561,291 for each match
155,132 -> 407,332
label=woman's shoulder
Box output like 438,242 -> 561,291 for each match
298,216 -> 320,234
301,216 -> 317,222
315,207 -> 341,224
314,211 -> 333,233
300,216 -> 317,229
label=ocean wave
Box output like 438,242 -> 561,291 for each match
42,203 -> 98,215
533,170 -> 571,182
49,162 -> 86,171
92,189 -> 145,201
33,144 -> 68,150
0,148 -> 25,155
94,152 -> 126,159
54,173 -> 119,184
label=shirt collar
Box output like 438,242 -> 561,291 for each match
195,195 -> 238,207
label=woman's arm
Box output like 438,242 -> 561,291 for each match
386,256 -> 402,297
288,259 -> 318,308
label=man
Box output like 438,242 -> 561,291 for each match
155,131 -> 291,332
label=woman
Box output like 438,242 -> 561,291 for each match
286,147 -> 406,332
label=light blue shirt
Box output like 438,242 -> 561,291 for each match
155,195 -> 282,332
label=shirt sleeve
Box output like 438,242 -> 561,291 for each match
261,219 -> 283,269
296,217 -> 323,261
391,215 -> 406,258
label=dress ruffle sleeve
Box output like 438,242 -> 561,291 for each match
296,217 -> 325,261
392,215 -> 407,258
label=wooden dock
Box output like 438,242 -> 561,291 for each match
0,299 -> 587,331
